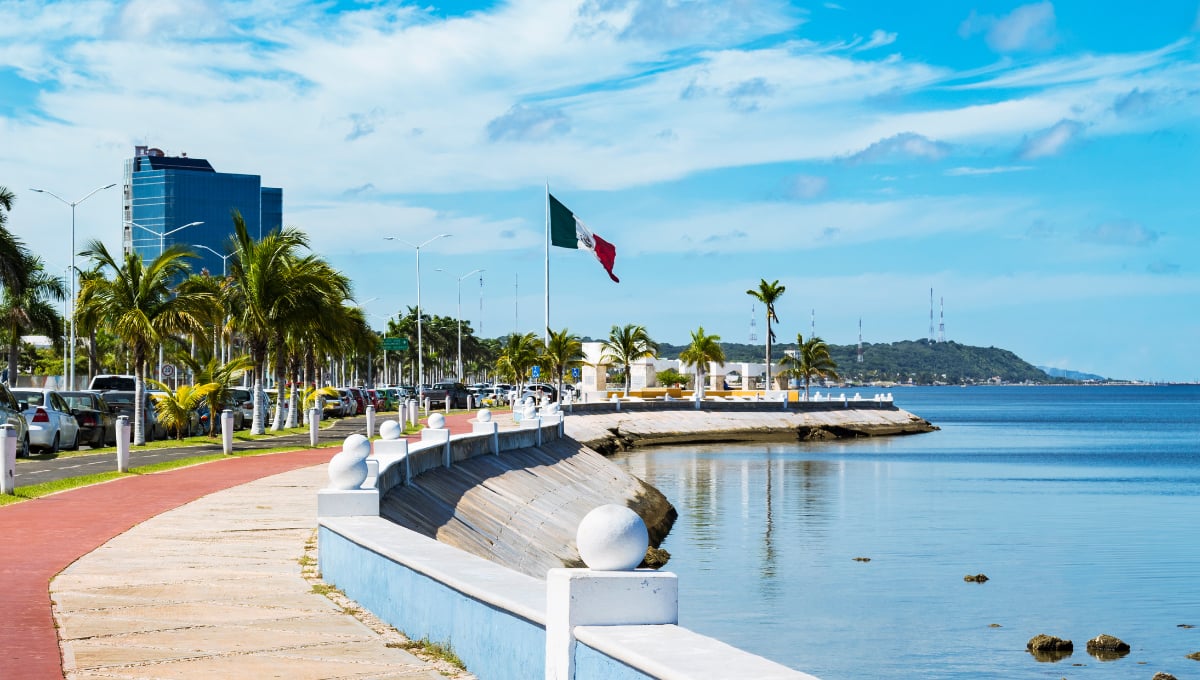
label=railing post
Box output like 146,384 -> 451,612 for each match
366,405 -> 376,438
1,425 -> 14,495
309,408 -> 320,447
116,416 -> 130,472
221,410 -> 234,454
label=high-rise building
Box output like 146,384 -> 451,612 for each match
122,145 -> 282,277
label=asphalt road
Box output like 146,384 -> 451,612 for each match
12,414 -> 374,488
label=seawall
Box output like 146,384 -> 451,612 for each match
563,398 -> 937,454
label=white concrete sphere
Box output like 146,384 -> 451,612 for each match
610,394 -> 620,403
477,408 -> 492,423
576,504 -> 648,571
328,434 -> 371,490
379,420 -> 402,440
427,412 -> 446,429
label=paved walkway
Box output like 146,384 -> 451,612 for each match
1,410 -> 490,680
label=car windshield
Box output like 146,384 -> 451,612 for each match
105,393 -> 135,405
63,396 -> 94,410
91,376 -> 136,391
12,391 -> 45,406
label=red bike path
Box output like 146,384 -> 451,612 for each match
0,411 -> 483,680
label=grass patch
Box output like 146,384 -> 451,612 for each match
401,638 -> 466,669
310,583 -> 341,597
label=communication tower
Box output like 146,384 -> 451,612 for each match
857,317 -> 864,363
810,308 -> 816,340
938,297 -> 946,343
929,288 -> 935,342
749,304 -> 758,343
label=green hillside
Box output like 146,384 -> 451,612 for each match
656,339 -> 1060,385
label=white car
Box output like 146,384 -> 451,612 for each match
11,388 -> 81,453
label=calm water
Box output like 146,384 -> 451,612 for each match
610,385 -> 1200,679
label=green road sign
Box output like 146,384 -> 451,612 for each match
382,337 -> 409,351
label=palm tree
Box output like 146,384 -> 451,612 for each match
77,240 -> 213,445
600,324 -> 659,397
147,379 -> 216,439
75,264 -> 107,384
780,333 -> 841,398
185,354 -> 254,436
1,252 -> 67,386
541,327 -> 584,398
0,186 -> 30,298
746,279 -> 785,390
679,326 -> 725,399
494,332 -> 542,389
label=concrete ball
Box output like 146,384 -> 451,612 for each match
342,433 -> 371,461
379,420 -> 402,440
576,504 -> 648,571
428,412 -> 446,429
477,408 -> 492,423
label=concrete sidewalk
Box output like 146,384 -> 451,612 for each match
52,465 -> 457,679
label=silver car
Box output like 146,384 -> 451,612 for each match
0,383 -> 31,457
11,388 -> 81,453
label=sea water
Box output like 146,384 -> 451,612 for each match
610,385 -> 1200,679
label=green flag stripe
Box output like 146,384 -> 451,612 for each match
549,193 -> 580,249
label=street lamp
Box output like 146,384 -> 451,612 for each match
125,220 -> 204,257
30,183 -> 117,390
385,234 -> 450,391
190,243 -> 234,277
437,267 -> 484,380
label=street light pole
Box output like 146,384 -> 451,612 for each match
30,183 -> 117,390
437,268 -> 484,381
385,234 -> 450,391
191,243 -> 235,362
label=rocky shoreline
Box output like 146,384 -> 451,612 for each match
563,406 -> 938,455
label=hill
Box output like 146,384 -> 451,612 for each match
655,339 -> 1061,385
1038,366 -> 1107,382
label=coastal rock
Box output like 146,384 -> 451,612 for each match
1086,634 -> 1130,660
1152,673 -> 1178,680
963,573 -> 989,583
853,556 -> 871,562
641,546 -> 671,569
1028,634 -> 1073,662
1186,651 -> 1200,661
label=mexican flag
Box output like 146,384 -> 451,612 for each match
549,193 -> 619,283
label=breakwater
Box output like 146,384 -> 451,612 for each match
563,397 -> 937,454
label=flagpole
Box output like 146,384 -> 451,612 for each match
544,182 -> 550,346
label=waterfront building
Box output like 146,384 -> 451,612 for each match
121,145 -> 282,276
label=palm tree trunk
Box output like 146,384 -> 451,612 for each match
133,362 -> 146,446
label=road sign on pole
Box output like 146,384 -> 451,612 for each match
531,365 -> 540,379
572,367 -> 580,379
382,337 -> 409,351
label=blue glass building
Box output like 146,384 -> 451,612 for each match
122,145 -> 282,277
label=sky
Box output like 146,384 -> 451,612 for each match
1,0 -> 1198,382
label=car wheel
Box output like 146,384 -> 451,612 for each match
49,432 -> 60,454
17,434 -> 29,458
68,430 -> 80,451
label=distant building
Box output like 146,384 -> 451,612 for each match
122,146 -> 282,276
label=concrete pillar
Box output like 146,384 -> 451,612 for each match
221,410 -> 234,454
309,408 -> 320,447
366,405 -> 376,438
116,416 -> 130,472
1,424 -> 14,495
422,412 -> 451,468
471,409 -> 500,455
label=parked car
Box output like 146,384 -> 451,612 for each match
520,383 -> 558,403
197,394 -> 247,433
366,388 -> 384,411
88,374 -> 137,392
11,388 -> 81,453
346,387 -> 367,415
102,390 -> 167,441
0,383 -> 31,457
425,381 -> 472,409
60,391 -> 118,448
231,388 -> 255,424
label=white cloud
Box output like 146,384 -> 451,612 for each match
846,132 -> 950,164
1079,220 -> 1159,246
856,29 -> 897,51
945,165 -> 1033,176
786,175 -> 829,199
959,1 -> 1058,53
1017,119 -> 1084,159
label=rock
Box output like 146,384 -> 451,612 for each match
1028,634 -> 1073,658
1186,651 -> 1200,661
1179,624 -> 1196,629
852,556 -> 871,562
640,546 -> 671,569
1087,634 -> 1130,653
964,573 -> 989,583
1152,673 -> 1178,680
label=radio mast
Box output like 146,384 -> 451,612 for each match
749,304 -> 758,343
938,297 -> 946,343
857,317 -> 864,363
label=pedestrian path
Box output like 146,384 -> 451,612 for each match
0,410 -> 491,680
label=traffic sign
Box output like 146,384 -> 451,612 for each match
382,337 -> 409,351
161,364 -> 175,378
572,367 -> 580,379
531,365 -> 540,378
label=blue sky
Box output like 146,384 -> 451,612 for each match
1,0 -> 1198,381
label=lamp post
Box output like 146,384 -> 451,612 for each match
30,183 -> 117,390
437,268 -> 484,381
124,220 -> 203,381
385,234 -> 450,392
191,244 -> 235,363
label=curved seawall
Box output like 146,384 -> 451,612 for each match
564,400 -> 937,453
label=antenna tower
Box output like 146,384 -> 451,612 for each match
938,297 -> 946,343
810,309 -> 815,340
929,288 -> 935,342
749,304 -> 758,343
857,317 -> 864,363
